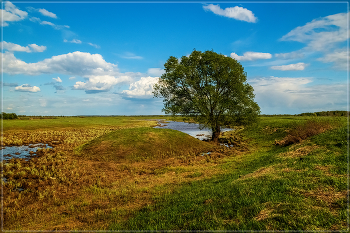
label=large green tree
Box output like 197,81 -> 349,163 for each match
153,50 -> 260,142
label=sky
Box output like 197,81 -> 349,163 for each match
1,1 -> 349,116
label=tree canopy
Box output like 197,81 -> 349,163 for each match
153,50 -> 260,141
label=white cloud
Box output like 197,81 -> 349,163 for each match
230,52 -> 272,61
64,39 -> 82,44
2,51 -> 139,94
15,84 -> 40,92
280,12 -> 349,52
250,76 -> 347,113
317,49 -> 349,70
147,68 -> 165,77
29,17 -> 40,22
1,41 -> 46,53
41,20 -> 54,26
69,76 -> 76,80
279,12 -> 349,71
29,44 -> 47,52
203,4 -> 257,23
73,75 -> 131,94
122,76 -> 159,99
0,1 -> 28,27
1,41 -> 31,52
38,8 -> 57,19
53,77 -> 62,82
2,51 -> 118,76
120,52 -> 143,59
88,42 -> 100,48
271,62 -> 308,71
38,20 -> 69,30
274,51 -> 305,60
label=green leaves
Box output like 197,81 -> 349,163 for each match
153,50 -> 260,141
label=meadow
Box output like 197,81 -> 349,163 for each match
1,115 -> 348,231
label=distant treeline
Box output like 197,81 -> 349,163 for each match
1,112 -> 18,119
262,111 -> 349,117
2,111 -> 348,119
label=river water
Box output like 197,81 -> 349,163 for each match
154,120 -> 232,140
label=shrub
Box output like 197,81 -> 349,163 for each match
275,119 -> 334,146
1,112 -> 18,120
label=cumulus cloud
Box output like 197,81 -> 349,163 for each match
2,51 -> 118,76
1,41 -> 31,52
15,84 -> 40,92
38,8 -> 57,18
122,77 -> 159,99
317,49 -> 349,70
45,77 -> 65,92
203,4 -> 257,23
73,75 -> 132,94
2,50 -> 137,94
28,44 -> 47,52
271,62 -> 308,71
250,76 -> 347,113
230,52 -> 272,61
0,1 -> 28,27
147,68 -> 165,77
1,41 -> 46,53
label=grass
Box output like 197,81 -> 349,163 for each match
2,116 -> 162,132
2,115 -> 348,231
76,127 -> 215,162
110,116 -> 348,231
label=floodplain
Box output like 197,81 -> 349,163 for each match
1,115 -> 348,231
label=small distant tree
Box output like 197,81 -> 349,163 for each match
1,112 -> 18,119
153,50 -> 260,142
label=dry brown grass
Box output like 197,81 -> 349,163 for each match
301,187 -> 347,204
2,124 -> 249,230
237,165 -> 277,181
275,119 -> 334,146
278,145 -> 319,158
254,202 -> 282,222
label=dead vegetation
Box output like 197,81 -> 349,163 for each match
2,125 -> 249,230
274,119 -> 334,146
278,145 -> 319,158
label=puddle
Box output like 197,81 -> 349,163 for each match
220,143 -> 234,148
1,143 -> 53,161
200,152 -> 212,156
154,120 -> 232,140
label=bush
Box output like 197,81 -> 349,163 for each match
1,112 -> 18,120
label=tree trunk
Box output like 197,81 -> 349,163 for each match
211,125 -> 221,142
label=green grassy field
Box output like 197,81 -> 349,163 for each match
110,116 -> 348,231
2,115 -> 348,231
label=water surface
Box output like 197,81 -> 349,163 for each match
154,120 -> 232,140
1,143 -> 52,161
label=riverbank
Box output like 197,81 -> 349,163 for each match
2,116 -> 348,230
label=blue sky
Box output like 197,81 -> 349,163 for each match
1,1 -> 349,116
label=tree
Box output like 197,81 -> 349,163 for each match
153,50 -> 260,142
